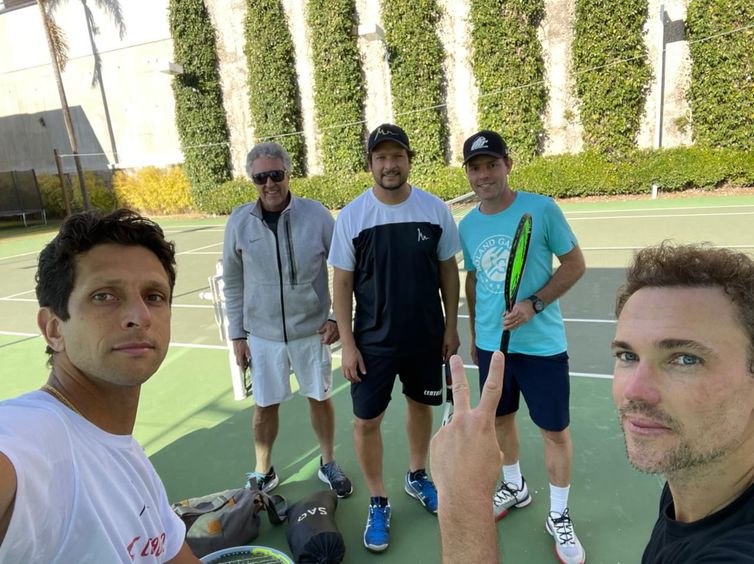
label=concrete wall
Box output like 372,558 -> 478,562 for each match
0,1 -> 182,174
0,0 -> 695,177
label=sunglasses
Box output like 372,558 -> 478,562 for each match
251,169 -> 286,185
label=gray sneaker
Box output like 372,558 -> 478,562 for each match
493,476 -> 532,521
245,466 -> 279,493
318,458 -> 353,498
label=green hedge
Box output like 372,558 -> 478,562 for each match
510,147 -> 754,197
469,0 -> 546,162
382,0 -> 448,170
138,147 -> 754,214
307,0 -> 366,174
245,0 -> 306,176
687,0 -> 754,150
168,0 -> 232,210
572,0 -> 652,156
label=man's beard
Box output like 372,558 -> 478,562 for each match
619,400 -> 733,475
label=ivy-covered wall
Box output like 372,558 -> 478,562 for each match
168,0 -> 232,209
687,0 -> 754,151
381,0 -> 448,170
307,0 -> 367,173
469,0 -> 547,162
245,0 -> 306,175
572,0 -> 652,156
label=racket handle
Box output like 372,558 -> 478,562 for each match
500,329 -> 511,354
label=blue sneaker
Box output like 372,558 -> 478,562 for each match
404,469 -> 438,514
364,498 -> 391,552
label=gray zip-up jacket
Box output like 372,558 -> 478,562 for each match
222,194 -> 335,342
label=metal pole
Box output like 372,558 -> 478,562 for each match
54,148 -> 72,217
654,2 -> 666,150
652,2 -> 666,199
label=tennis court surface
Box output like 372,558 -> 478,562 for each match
2,191 -> 753,563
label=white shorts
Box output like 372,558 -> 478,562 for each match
248,333 -> 333,407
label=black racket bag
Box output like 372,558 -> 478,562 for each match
286,490 -> 345,563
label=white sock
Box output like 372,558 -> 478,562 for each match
502,463 -> 523,489
550,484 -> 570,515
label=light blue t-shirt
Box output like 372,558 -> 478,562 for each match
459,191 -> 578,356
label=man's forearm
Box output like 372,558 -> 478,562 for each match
439,495 -> 499,563
534,247 -> 585,305
465,271 -> 477,342
439,258 -> 460,329
332,269 -> 356,346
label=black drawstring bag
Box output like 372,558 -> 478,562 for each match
286,491 -> 345,563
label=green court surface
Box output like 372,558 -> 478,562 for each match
1,192 -> 753,563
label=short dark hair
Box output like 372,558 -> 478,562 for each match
615,242 -> 754,371
36,208 -> 177,322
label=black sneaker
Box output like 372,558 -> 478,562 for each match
318,458 -> 353,498
245,466 -> 279,492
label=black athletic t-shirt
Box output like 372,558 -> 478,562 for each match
642,481 -> 754,563
328,187 -> 460,356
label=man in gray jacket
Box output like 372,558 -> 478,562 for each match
222,142 -> 352,498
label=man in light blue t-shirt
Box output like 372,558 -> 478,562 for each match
459,130 -> 586,564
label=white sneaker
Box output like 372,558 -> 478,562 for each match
546,508 -> 585,564
493,476 -> 532,521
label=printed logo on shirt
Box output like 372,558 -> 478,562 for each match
473,235 -> 513,295
127,532 -> 167,560
417,227 -> 430,242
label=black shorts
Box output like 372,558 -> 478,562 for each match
350,351 -> 444,420
477,348 -> 570,432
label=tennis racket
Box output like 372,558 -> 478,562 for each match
500,213 -> 533,353
200,545 -> 294,563
441,361 -> 453,425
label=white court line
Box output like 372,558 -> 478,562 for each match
1,290 -> 35,299
571,371 -> 613,380
569,211 -> 754,221
0,330 -> 39,337
458,314 -> 615,324
0,331 -> 226,350
0,250 -> 39,262
582,244 -> 754,251
181,251 -> 222,255
565,203 -> 754,216
170,341 -> 226,350
0,298 -> 217,310
176,242 -> 222,255
2,332 -> 613,375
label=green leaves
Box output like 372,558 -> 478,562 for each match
168,0 -> 232,211
383,0 -> 448,170
470,0 -> 546,162
245,0 -> 306,176
308,0 -> 367,174
572,0 -> 651,155
687,0 -> 754,150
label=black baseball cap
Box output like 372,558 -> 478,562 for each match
367,123 -> 411,153
462,130 -> 509,165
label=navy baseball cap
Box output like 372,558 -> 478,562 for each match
462,130 -> 509,165
367,124 -> 411,153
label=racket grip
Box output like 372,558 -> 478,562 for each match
444,362 -> 453,403
500,329 -> 511,354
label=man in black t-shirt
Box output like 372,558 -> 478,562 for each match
329,124 -> 461,553
612,243 -> 754,563
430,243 -> 754,563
